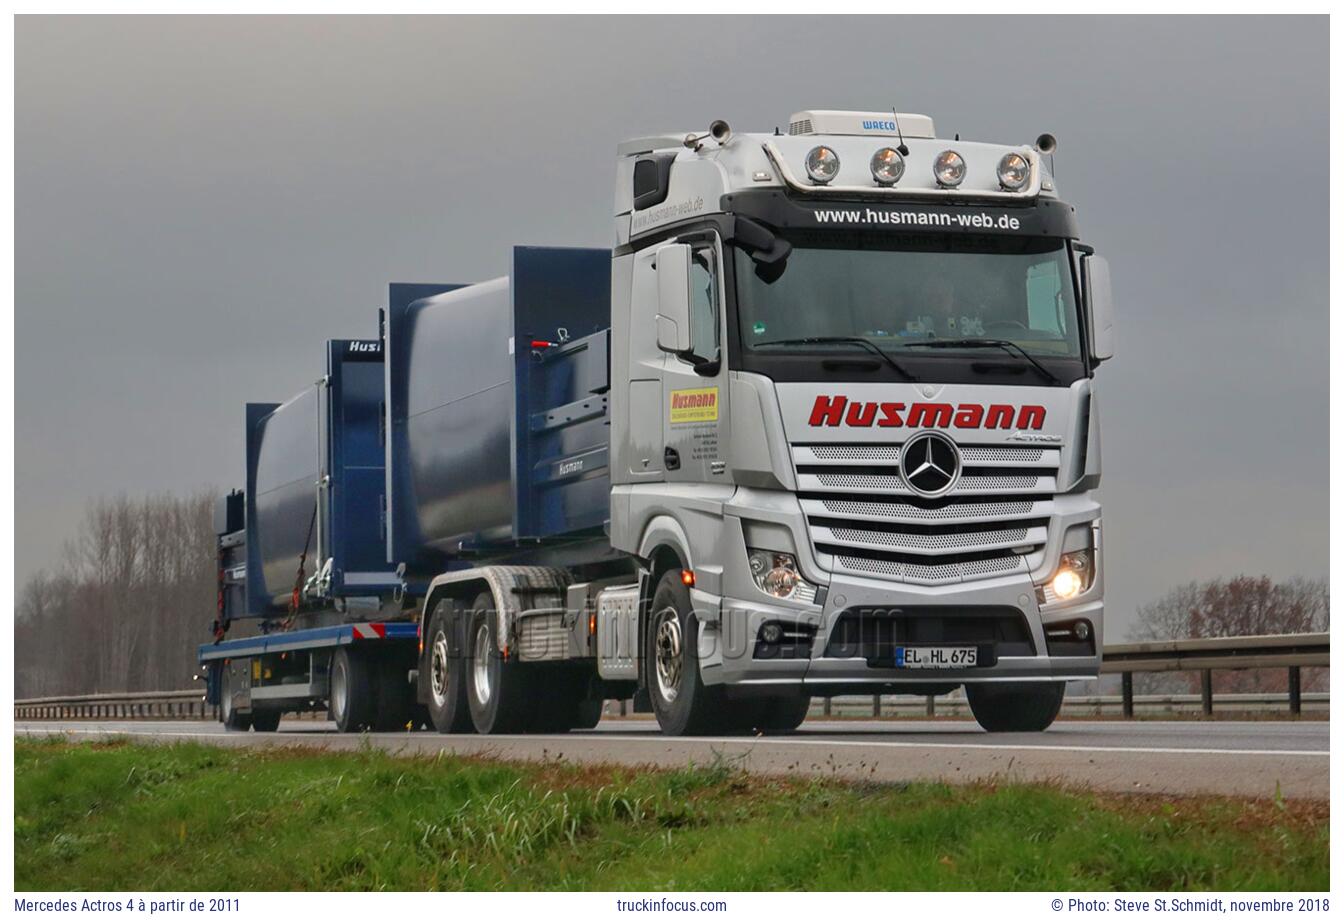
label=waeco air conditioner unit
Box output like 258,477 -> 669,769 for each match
788,110 -> 936,139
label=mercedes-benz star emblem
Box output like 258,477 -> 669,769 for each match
899,431 -> 962,497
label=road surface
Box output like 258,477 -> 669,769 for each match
16,717 -> 1328,799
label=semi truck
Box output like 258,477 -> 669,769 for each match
201,109 -> 1115,736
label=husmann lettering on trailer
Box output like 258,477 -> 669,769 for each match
808,396 -> 1046,430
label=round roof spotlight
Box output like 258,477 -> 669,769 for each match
933,149 -> 966,188
870,147 -> 905,186
997,152 -> 1031,191
804,146 -> 841,185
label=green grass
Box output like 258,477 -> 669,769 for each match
14,737 -> 1327,891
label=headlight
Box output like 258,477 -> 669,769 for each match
997,152 -> 1030,190
804,146 -> 840,184
933,149 -> 966,187
870,147 -> 905,186
1048,549 -> 1095,601
747,549 -> 817,603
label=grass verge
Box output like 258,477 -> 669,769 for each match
14,737 -> 1327,891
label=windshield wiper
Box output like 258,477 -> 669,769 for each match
904,338 -> 1062,385
753,336 -> 916,381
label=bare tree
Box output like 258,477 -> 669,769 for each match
1129,575 -> 1329,693
14,490 -> 217,697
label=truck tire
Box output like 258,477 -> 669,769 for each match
251,710 -> 281,733
645,570 -> 733,736
754,694 -> 812,734
465,592 -> 533,734
220,665 -> 251,732
425,602 -> 472,734
330,647 -> 376,733
373,657 -> 414,731
966,681 -> 1065,732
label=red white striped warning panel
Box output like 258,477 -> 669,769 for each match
352,623 -> 388,640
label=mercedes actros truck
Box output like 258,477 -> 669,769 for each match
201,109 -> 1116,736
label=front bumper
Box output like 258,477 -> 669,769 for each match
700,568 -> 1102,693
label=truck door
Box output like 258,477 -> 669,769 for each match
626,247 -> 667,482
660,234 -> 729,484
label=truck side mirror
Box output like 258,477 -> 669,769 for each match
655,243 -> 693,354
1082,253 -> 1115,362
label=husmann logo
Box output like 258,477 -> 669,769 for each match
347,341 -> 381,354
862,119 -> 898,131
808,396 -> 1046,430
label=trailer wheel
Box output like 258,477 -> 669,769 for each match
465,592 -> 533,734
425,602 -> 472,734
645,570 -> 732,736
330,647 -> 376,733
753,694 -> 812,734
966,681 -> 1065,732
373,657 -> 414,731
251,710 -> 281,733
220,665 -> 251,732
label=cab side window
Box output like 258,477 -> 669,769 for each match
687,244 -> 720,365
1025,260 -> 1067,336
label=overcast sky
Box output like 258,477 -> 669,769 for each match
15,16 -> 1328,639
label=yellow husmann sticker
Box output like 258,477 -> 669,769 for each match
669,387 -> 719,424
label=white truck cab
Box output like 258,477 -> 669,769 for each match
606,110 -> 1114,733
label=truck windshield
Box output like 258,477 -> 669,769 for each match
735,231 -> 1082,363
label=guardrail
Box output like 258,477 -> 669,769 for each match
810,692 -> 1328,719
14,689 -> 211,721
1100,632 -> 1328,717
15,633 -> 1328,723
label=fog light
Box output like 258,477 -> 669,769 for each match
1052,569 -> 1083,600
1073,620 -> 1091,641
761,623 -> 784,644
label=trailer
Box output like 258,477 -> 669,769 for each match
202,109 -> 1116,736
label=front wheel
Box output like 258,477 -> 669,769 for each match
645,570 -> 732,736
965,681 -> 1065,732
754,694 -> 812,734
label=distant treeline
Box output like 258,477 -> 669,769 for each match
1128,575 -> 1330,694
15,491 -> 217,698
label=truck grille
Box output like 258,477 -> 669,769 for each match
793,442 -> 1057,584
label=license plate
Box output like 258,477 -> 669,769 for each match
895,646 -> 978,669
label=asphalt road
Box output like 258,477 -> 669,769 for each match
16,717 -> 1328,800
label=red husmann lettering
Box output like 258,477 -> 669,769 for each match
807,396 -> 1045,430
671,391 -> 717,410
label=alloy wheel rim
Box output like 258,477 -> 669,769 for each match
472,621 -> 493,706
431,632 -> 451,705
331,660 -> 347,723
653,607 -> 683,704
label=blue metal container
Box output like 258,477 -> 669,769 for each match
385,246 -> 612,578
241,338 -> 396,616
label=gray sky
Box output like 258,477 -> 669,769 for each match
16,16 -> 1329,639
